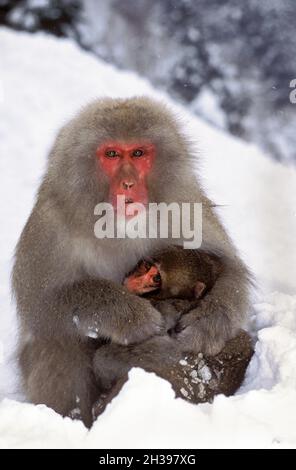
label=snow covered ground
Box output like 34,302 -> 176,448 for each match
0,28 -> 296,448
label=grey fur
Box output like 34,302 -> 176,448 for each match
12,97 -> 251,427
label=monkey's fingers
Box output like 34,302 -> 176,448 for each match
174,308 -> 237,356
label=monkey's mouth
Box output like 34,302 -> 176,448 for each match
124,197 -> 149,208
125,197 -> 134,204
112,194 -> 148,216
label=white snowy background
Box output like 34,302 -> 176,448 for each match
0,28 -> 296,448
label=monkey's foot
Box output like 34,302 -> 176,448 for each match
92,376 -> 128,421
124,260 -> 161,294
92,393 -> 109,420
165,330 -> 254,404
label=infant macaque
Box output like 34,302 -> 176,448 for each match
124,246 -> 222,300
123,247 -> 223,331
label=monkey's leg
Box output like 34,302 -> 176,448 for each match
93,335 -> 183,390
20,339 -> 99,428
92,331 -> 254,419
92,335 -> 183,418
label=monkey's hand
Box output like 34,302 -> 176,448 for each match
152,298 -> 197,332
174,296 -> 233,355
71,280 -> 165,345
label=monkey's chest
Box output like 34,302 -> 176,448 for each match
88,238 -> 167,284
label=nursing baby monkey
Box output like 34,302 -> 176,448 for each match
93,247 -> 223,393
124,246 -> 222,329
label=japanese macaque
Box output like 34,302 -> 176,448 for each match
12,97 -> 251,427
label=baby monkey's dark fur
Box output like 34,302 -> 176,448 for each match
123,246 -> 223,331
140,246 -> 223,300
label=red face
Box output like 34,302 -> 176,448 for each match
96,141 -> 155,212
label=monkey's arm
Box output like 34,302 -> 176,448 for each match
176,203 -> 252,355
12,212 -> 164,345
15,275 -> 164,345
56,279 -> 165,344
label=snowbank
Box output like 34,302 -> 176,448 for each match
0,28 -> 295,448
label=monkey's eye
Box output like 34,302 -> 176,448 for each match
105,150 -> 119,158
132,149 -> 144,157
153,273 -> 161,284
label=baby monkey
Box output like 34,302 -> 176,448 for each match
123,247 -> 223,331
124,246 -> 222,300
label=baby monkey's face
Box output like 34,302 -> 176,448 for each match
123,260 -> 162,295
123,258 -> 206,300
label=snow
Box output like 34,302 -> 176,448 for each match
0,27 -> 296,448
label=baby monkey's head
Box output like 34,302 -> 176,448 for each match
124,247 -> 223,301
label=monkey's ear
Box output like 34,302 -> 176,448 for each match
194,281 -> 206,299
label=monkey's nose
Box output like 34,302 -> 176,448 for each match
122,181 -> 134,190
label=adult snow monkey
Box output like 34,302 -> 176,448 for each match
12,97 -> 251,427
